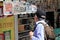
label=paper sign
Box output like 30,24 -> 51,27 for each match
3,2 -> 13,15
4,30 -> 11,40
0,16 -> 15,40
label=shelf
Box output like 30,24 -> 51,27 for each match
18,30 -> 30,33
18,24 -> 29,25
18,13 -> 34,40
18,17 -> 34,19
18,35 -> 29,39
18,30 -> 30,40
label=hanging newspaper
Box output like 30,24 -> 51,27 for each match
13,1 -> 26,15
13,0 -> 19,2
4,0 -> 12,1
28,4 -> 37,13
13,1 -> 37,15
3,2 -> 13,15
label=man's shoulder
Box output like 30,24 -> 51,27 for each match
36,22 -> 49,27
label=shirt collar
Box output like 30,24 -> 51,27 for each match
36,20 -> 49,26
36,20 -> 45,24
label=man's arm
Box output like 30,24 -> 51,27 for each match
30,24 -> 44,40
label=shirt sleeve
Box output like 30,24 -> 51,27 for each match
32,24 -> 44,40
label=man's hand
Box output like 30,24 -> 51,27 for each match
29,31 -> 34,38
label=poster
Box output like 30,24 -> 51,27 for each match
3,2 -> 13,15
0,16 -> 15,40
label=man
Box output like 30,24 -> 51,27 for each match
29,9 -> 48,40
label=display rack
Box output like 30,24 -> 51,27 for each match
18,13 -> 35,40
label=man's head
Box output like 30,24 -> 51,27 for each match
34,9 -> 46,22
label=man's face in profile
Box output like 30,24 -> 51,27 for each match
34,15 -> 38,22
